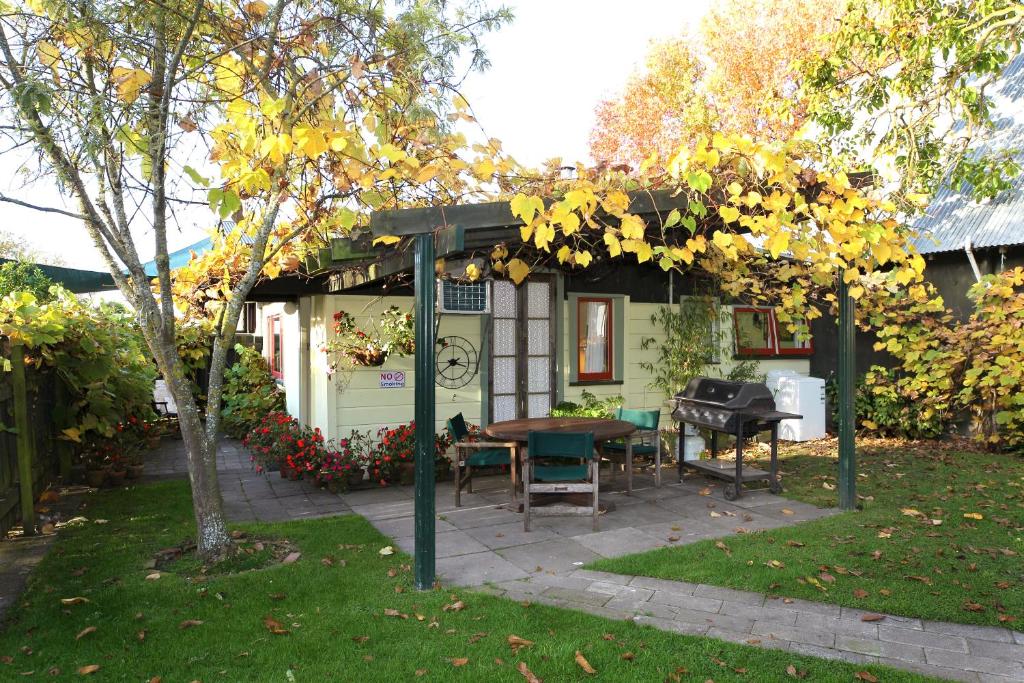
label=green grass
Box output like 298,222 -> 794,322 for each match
589,440 -> 1024,628
0,481 -> 936,682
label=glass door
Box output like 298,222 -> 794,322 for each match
489,277 -> 555,422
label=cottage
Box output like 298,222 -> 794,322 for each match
247,196 -> 816,446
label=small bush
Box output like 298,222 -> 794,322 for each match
551,390 -> 623,418
221,344 -> 286,438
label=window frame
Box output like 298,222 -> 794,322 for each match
267,314 -> 283,380
576,296 -> 614,382
732,306 -> 813,358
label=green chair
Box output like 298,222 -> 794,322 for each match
603,407 -> 662,491
447,413 -> 517,507
523,431 -> 599,532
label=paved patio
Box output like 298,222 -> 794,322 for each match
137,438 -> 1024,680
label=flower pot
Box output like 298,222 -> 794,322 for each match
398,461 -> 415,486
126,464 -> 145,480
85,468 -> 106,489
286,465 -> 302,481
107,468 -> 127,487
347,468 -> 366,489
326,478 -> 342,494
434,461 -> 451,482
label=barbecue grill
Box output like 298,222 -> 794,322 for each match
671,377 -> 801,500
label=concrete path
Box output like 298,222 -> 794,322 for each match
65,439 -> 1024,680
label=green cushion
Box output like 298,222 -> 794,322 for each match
464,449 -> 511,467
603,441 -> 658,455
534,464 -> 588,481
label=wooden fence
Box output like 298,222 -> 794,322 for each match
0,343 -> 62,538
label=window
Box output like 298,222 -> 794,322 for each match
732,307 -> 813,357
237,302 -> 257,334
577,297 -> 613,381
267,314 -> 283,379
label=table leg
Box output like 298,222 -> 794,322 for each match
510,445 -> 520,503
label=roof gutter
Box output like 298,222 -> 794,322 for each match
964,237 -> 983,282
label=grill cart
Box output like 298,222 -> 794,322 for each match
671,377 -> 801,500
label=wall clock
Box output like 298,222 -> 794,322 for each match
435,336 -> 478,389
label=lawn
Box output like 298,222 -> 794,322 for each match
0,481 -> 936,682
589,438 -> 1024,628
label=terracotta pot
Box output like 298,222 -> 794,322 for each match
107,468 -> 127,487
326,478 -> 342,494
398,461 -> 415,486
85,468 -> 106,489
347,468 -> 366,489
126,464 -> 145,480
286,465 -> 302,481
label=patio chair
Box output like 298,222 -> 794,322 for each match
447,413 -> 518,507
602,408 -> 662,491
523,431 -> 598,532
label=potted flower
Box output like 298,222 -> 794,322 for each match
323,307 -> 416,369
379,306 -> 415,356
106,453 -> 127,487
371,421 -> 452,486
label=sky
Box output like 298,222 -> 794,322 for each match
0,0 -> 710,271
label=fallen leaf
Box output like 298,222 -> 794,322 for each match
901,508 -> 921,517
714,541 -> 731,557
766,560 -> 785,569
699,487 -> 712,496
379,546 -> 395,556
853,589 -> 869,599
507,634 -> 534,654
48,666 -> 61,676
854,672 -> 878,682
621,652 -> 635,661
383,609 -> 408,619
178,620 -> 203,629
860,614 -> 885,622
963,512 -> 983,520
75,626 -> 96,641
136,629 -> 146,642
263,615 -> 289,635
785,540 -> 804,548
963,602 -> 985,613
998,614 -> 1016,623
145,573 -> 161,581
321,557 -> 334,567
269,593 -> 286,601
709,511 -> 722,518
574,651 -> 596,674
781,508 -> 794,516
60,597 -> 89,606
352,636 -> 369,644
819,572 -> 835,584
443,600 -> 465,612
414,669 -> 427,677
667,535 -> 680,542
282,552 -> 301,564
450,658 -> 468,667
77,665 -> 100,675
516,661 -> 541,683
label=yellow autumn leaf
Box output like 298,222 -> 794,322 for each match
61,427 -> 81,442
112,66 -> 151,104
848,285 -> 864,300
506,258 -> 530,285
765,231 -> 789,259
373,235 -> 401,246
620,214 -> 645,240
718,205 -> 740,223
963,512 -> 983,520
603,232 -> 621,257
633,241 -> 653,263
574,250 -> 593,267
712,231 -> 733,249
464,263 -> 480,281
293,126 -> 328,159
510,193 -> 544,225
556,244 -> 572,264
243,0 -> 270,18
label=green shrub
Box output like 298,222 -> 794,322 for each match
221,344 -> 285,438
0,261 -> 55,302
550,390 -> 624,418
825,366 -> 944,439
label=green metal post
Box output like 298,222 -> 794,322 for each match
837,278 -> 857,510
11,343 -> 36,535
413,233 -> 436,590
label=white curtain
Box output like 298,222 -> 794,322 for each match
584,302 -> 608,372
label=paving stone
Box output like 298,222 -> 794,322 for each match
924,621 -> 1017,643
966,637 -> 1024,662
570,568 -> 629,584
764,595 -> 842,618
541,586 -> 611,607
604,596 -> 679,620
461,521 -> 557,549
1015,631 -> 1024,645
671,607 -> 754,633
585,580 -> 653,601
372,516 -> 457,539
707,627 -> 790,650
394,530 -> 489,559
496,538 -> 600,574
926,647 -> 1024,678
787,642 -> 877,665
835,634 -> 925,663
978,674 -> 1021,683
515,572 -> 593,591
694,584 -> 766,607
877,659 -> 980,682
751,623 -> 836,648
632,614 -> 710,636
795,612 -> 880,639
878,624 -> 969,653
651,590 -> 722,614
348,500 -> 416,521
720,601 -> 798,626
436,550 -> 528,586
440,505 -> 517,530
839,606 -> 922,629
628,575 -> 698,595
571,527 -> 667,557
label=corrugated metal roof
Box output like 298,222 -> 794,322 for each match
912,53 -> 1024,254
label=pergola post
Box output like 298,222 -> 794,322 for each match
837,277 -> 857,510
413,232 -> 436,590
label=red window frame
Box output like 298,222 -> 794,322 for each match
577,297 -> 614,381
733,306 -> 813,358
267,314 -> 283,379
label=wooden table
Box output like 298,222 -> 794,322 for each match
484,417 -> 637,504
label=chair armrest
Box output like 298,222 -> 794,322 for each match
454,440 -> 518,449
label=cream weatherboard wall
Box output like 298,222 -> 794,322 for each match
266,283 -> 812,443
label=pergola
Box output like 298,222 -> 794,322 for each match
325,192 -> 858,590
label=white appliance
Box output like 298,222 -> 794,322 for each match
679,422 -> 705,461
765,371 -> 826,441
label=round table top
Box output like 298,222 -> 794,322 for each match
484,417 -> 636,442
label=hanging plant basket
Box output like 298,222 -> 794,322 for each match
347,347 -> 387,367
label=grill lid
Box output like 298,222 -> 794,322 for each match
675,377 -> 775,411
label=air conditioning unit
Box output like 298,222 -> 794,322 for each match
437,279 -> 490,314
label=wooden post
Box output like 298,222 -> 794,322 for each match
837,278 -> 857,510
11,343 -> 35,536
55,381 -> 72,481
413,232 -> 436,590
